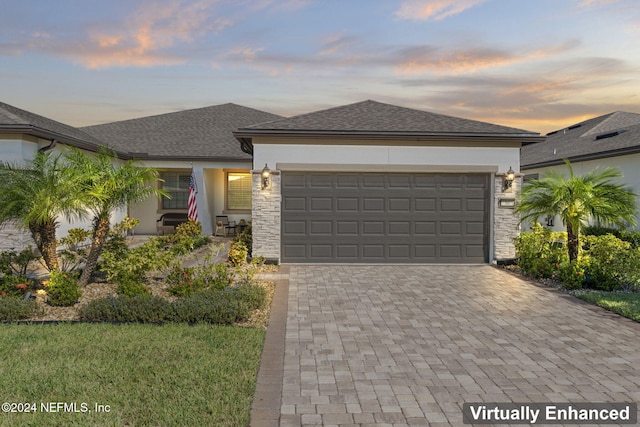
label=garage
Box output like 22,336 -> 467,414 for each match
281,171 -> 489,263
235,100 -> 544,264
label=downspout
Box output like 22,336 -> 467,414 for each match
39,138 -> 58,152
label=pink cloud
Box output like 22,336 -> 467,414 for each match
395,0 -> 487,21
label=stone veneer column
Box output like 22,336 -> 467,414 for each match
251,169 -> 281,263
493,174 -> 522,261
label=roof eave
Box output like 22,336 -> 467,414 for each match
521,145 -> 640,170
0,124 -> 130,158
234,129 -> 544,144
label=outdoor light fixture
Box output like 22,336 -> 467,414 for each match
261,163 -> 271,190
503,166 -> 515,192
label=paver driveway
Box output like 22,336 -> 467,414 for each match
253,265 -> 640,426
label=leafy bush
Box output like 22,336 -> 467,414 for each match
557,260 -> 588,290
0,296 -> 40,321
100,237 -> 176,287
158,220 -> 211,255
0,248 -> 39,276
46,271 -> 82,306
0,274 -> 32,297
231,282 -> 267,311
515,223 -> 567,278
228,241 -> 248,266
582,234 -> 640,291
584,225 -> 640,248
235,224 -> 252,257
79,295 -> 172,323
79,283 -> 267,324
170,291 -> 243,324
115,273 -> 150,297
167,263 -> 233,297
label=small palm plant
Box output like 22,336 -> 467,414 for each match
517,160 -> 637,262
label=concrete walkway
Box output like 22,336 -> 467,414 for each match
251,265 -> 640,426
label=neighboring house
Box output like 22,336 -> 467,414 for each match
521,111 -> 640,231
0,101 -> 123,251
235,100 -> 544,264
0,101 -> 281,250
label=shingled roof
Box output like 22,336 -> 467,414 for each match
235,100 -> 542,147
0,101 -> 104,151
83,104 -> 283,161
521,111 -> 640,169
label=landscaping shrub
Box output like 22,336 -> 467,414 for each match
45,271 -> 82,306
0,296 -> 40,321
231,281 -> 267,311
584,225 -> 640,248
167,263 -> 233,297
79,295 -> 172,323
0,274 -> 32,297
228,240 -> 248,266
159,220 -> 211,255
99,237 -> 176,288
170,291 -> 243,324
582,234 -> 640,291
514,223 -> 567,278
0,247 -> 39,277
79,283 -> 267,324
556,260 -> 588,290
115,273 -> 150,297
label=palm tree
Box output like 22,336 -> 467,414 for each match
517,160 -> 637,262
0,151 -> 86,271
65,148 -> 167,286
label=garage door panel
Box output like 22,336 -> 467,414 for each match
363,198 -> 385,211
310,197 -> 332,211
337,197 -> 359,211
281,172 -> 488,263
337,221 -> 358,235
362,221 -> 384,235
389,198 -> 411,211
310,221 -> 332,235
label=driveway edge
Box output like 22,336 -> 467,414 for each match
249,266 -> 290,427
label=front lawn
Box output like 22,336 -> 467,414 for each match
575,291 -> 640,322
0,323 -> 264,427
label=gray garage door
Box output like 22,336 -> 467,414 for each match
281,172 -> 489,263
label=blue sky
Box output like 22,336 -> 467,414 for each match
1,0 -> 639,133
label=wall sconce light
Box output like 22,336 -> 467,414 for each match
261,163 -> 271,190
502,166 -> 515,192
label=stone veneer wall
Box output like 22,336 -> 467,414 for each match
493,174 -> 522,260
251,169 -> 281,262
0,222 -> 32,252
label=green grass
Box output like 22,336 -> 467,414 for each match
575,291 -> 640,322
0,323 -> 264,426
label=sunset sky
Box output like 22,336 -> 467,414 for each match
1,0 -> 639,134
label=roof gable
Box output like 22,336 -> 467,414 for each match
241,100 -> 537,135
521,111 -> 640,168
82,103 -> 283,160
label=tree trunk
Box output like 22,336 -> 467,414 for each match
567,222 -> 579,263
28,221 -> 58,271
78,216 -> 111,287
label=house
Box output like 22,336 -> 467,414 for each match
0,101 -> 281,250
82,104 -> 282,235
234,100 -> 544,264
520,111 -> 640,231
0,101 -> 119,251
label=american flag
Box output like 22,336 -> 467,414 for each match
187,168 -> 199,222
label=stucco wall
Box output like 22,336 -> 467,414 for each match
522,153 -> 640,232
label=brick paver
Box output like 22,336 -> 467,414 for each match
253,265 -> 640,426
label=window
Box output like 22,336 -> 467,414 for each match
161,171 -> 190,210
226,172 -> 251,211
